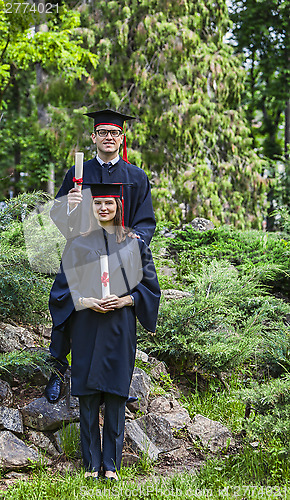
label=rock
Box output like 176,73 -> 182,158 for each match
121,452 -> 139,466
128,367 -> 151,413
0,380 -> 13,407
21,397 -> 79,431
161,289 -> 192,301
148,358 -> 168,380
0,322 -> 37,352
125,407 -> 135,420
149,396 -> 191,430
29,367 -> 50,386
0,407 -> 23,433
187,414 -> 235,452
124,420 -> 159,461
160,228 -> 176,239
136,349 -> 148,363
2,471 -> 30,486
158,266 -> 176,277
0,431 -> 39,469
183,218 -> 215,232
162,443 -> 191,460
136,414 -> 180,453
26,430 -> 60,457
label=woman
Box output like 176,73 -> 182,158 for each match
57,183 -> 160,480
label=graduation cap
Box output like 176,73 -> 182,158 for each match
84,109 -> 136,163
84,183 -> 132,226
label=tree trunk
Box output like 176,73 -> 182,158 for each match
285,98 -> 290,160
35,0 -> 55,196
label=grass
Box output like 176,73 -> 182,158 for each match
179,372 -> 246,434
1,468 -> 289,499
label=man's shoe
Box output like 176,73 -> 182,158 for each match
126,396 -> 138,405
44,373 -> 63,403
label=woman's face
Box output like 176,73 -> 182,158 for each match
92,197 -> 117,226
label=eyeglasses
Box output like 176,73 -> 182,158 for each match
95,129 -> 122,138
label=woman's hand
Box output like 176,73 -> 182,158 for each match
82,297 -> 108,313
68,187 -> 83,211
101,294 -> 132,310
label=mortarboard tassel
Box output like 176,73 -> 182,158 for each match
123,121 -> 129,163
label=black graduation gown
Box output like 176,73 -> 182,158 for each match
56,230 -> 160,398
50,157 -> 156,245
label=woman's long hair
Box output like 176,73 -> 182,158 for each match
82,197 -> 130,243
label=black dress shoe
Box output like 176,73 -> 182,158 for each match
44,373 -> 63,403
126,396 -> 138,405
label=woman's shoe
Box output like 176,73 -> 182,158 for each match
84,471 -> 99,480
104,471 -> 118,481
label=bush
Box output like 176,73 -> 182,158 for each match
169,225 -> 290,295
237,374 -> 290,451
0,192 -> 59,325
138,260 -> 290,375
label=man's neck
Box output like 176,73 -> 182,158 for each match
97,152 -> 119,163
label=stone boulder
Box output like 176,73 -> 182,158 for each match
21,397 -> 79,431
148,357 -> 168,381
0,322 -> 37,352
136,413 -> 180,453
161,289 -> 191,301
183,218 -> 215,232
124,420 -> 159,461
187,414 -> 235,452
149,396 -> 191,430
26,430 -> 60,457
128,367 -> 151,413
0,431 -> 39,469
136,349 -> 149,363
0,407 -> 23,433
0,379 -> 13,407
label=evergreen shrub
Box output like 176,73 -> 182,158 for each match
238,374 -> 290,453
0,192 -> 55,325
169,226 -> 290,294
138,260 -> 290,376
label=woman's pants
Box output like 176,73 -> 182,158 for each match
78,392 -> 127,472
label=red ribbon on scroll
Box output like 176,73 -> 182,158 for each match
101,272 -> 109,287
73,177 -> 83,185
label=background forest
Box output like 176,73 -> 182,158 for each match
0,1 -> 290,498
0,0 -> 289,229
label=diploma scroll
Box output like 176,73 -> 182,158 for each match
100,254 -> 110,298
74,152 -> 84,189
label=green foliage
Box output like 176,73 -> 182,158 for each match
169,225 -> 290,294
229,0 -> 289,158
238,374 -> 290,451
1,0 -> 267,227
196,442 -> 290,488
0,264 -> 52,324
0,349 -> 51,379
58,422 -> 81,460
180,375 -> 245,433
0,192 -> 55,324
138,258 -> 290,375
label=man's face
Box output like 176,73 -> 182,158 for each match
91,125 -> 124,157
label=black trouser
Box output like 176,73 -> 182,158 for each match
49,322 -> 70,375
79,393 -> 126,473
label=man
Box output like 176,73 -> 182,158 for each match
45,109 -> 156,403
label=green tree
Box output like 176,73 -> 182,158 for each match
229,0 -> 290,225
0,0 -> 97,197
50,0 -> 266,227
1,0 -> 266,229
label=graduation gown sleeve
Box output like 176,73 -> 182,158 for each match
130,239 -> 160,333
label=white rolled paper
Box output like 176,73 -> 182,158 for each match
74,152 -> 84,188
100,254 -> 110,298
